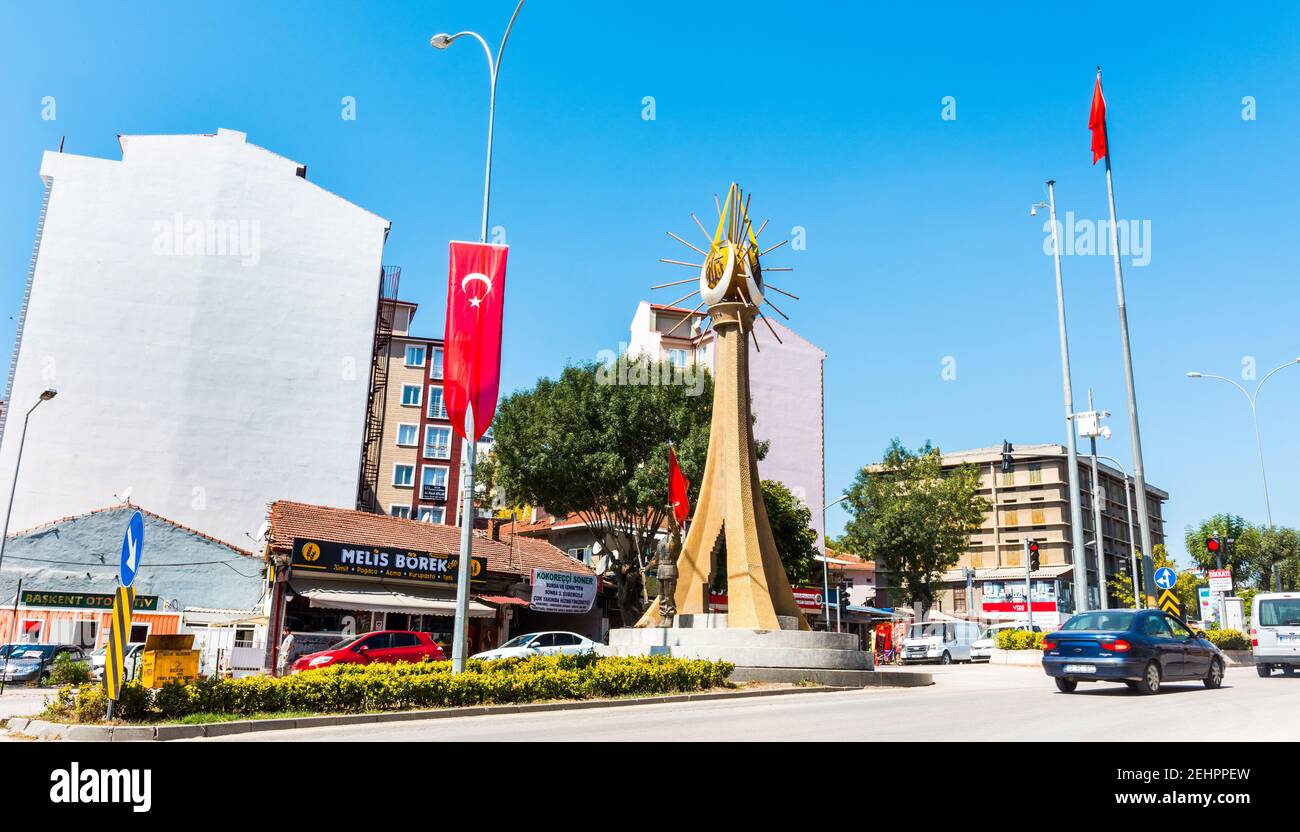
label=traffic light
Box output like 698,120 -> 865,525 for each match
1205,537 -> 1221,557
1001,440 -> 1014,474
1029,540 -> 1041,571
837,583 -> 850,612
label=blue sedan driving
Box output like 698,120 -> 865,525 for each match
1042,609 -> 1225,695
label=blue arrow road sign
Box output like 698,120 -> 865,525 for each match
120,510 -> 144,588
1154,566 -> 1177,591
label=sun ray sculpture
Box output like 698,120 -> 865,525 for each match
637,183 -> 809,630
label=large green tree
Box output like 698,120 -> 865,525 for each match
838,439 -> 987,619
480,358 -> 712,624
759,480 -> 821,587
1184,514 -> 1300,591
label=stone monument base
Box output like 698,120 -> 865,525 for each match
606,614 -> 932,688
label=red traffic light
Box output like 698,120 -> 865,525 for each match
1205,538 -> 1221,553
1028,541 -> 1040,554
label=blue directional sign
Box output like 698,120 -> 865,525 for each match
1154,566 -> 1177,592
120,510 -> 144,588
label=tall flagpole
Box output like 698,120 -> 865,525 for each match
1098,67 -> 1157,603
1046,181 -> 1090,612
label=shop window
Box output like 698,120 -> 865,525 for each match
20,619 -> 42,643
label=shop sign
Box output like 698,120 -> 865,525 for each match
292,538 -> 485,585
421,484 -> 447,501
529,568 -> 597,613
20,590 -> 159,611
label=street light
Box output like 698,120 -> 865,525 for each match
821,493 -> 850,632
1187,358 -> 1300,590
0,389 -> 57,695
431,2 -> 524,675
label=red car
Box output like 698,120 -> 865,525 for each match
290,630 -> 445,673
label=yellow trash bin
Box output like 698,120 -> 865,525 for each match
139,634 -> 200,688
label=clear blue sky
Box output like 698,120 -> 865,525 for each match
2,1 -> 1298,565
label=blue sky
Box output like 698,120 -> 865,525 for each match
2,1 -> 1299,564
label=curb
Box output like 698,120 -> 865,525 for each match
4,683 -> 871,742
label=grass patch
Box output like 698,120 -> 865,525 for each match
171,710 -> 315,725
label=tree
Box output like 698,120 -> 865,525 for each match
1107,544 -> 1201,614
480,358 -> 712,625
838,439 -> 987,620
758,480 -> 820,587
1185,514 -> 1254,583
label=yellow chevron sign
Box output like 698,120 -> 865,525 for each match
1158,589 -> 1181,617
103,586 -> 135,702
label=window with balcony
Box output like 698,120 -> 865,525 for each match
430,348 -> 444,380
401,384 -> 421,407
396,424 -> 418,447
405,345 -> 426,367
427,386 -> 448,420
424,426 -> 452,459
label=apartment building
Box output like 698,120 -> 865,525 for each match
885,443 -> 1168,622
360,297 -> 464,525
626,300 -> 827,543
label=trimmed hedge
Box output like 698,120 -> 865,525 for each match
44,654 -> 734,724
1202,628 -> 1250,651
994,630 -> 1046,650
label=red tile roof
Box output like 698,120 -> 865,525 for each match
827,549 -> 876,570
269,501 -> 591,579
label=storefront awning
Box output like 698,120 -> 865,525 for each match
291,580 -> 495,618
477,594 -> 529,607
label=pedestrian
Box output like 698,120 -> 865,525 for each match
276,625 -> 295,677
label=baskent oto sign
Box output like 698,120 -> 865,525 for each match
292,539 -> 485,585
529,568 -> 597,613
20,590 -> 159,611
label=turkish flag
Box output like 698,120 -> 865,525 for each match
668,446 -> 690,524
1089,73 -> 1108,164
444,241 -> 508,441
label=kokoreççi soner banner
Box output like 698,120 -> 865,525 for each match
529,568 -> 597,613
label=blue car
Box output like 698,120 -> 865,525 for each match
1042,609 -> 1225,695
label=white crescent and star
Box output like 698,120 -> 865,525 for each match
461,272 -> 493,308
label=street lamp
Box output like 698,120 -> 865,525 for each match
821,493 -> 850,632
430,0 -> 525,244
1187,358 -> 1300,590
431,2 -> 524,675
0,389 -> 57,695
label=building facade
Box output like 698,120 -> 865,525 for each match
627,300 -> 827,543
875,443 -> 1167,624
0,128 -> 392,547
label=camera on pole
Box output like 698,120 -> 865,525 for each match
1001,440 -> 1014,474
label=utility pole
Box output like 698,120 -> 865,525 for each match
1086,389 -> 1109,609
1024,539 -> 1034,630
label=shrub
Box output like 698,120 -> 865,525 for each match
49,652 -> 92,686
1202,628 -> 1249,651
995,629 -> 1046,650
43,655 -> 734,724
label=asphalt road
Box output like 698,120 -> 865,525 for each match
200,662 -> 1300,742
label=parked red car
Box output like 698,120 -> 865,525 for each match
290,630 -> 445,673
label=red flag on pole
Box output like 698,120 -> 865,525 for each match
444,241 -> 509,441
1089,71 -> 1108,164
668,446 -> 690,524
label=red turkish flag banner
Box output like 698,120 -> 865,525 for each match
444,241 -> 509,441
668,446 -> 690,524
1089,73 -> 1108,164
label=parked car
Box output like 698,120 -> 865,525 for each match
0,644 -> 87,685
901,620 -> 983,664
290,630 -> 445,673
1250,591 -> 1300,676
470,631 -> 599,661
88,643 -> 145,681
1042,609 -> 1224,694
971,621 -> 1043,661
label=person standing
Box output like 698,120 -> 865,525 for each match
276,625 -> 295,677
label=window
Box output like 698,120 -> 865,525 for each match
360,633 -> 392,650
668,349 -> 689,368
1141,614 -> 1171,638
390,505 -> 412,519
1166,616 -> 1192,639
430,348 -> 444,380
393,464 -> 414,487
1030,508 -> 1046,525
417,506 -> 446,524
391,633 -> 419,648
553,633 -> 581,646
1028,463 -> 1043,484
1000,469 -> 1015,486
1005,509 -> 1019,526
427,386 -> 448,420
396,424 -> 418,447
405,345 -> 426,367
533,634 -> 558,647
401,384 -> 421,407
953,586 -> 967,613
128,623 -> 150,644
424,426 -> 451,459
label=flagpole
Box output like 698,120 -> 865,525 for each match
451,404 -> 476,674
1099,67 -> 1157,604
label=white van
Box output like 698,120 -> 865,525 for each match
970,621 -> 1042,662
1251,592 -> 1300,676
902,620 -> 983,665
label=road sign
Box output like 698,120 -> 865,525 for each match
1158,588 -> 1181,617
1154,566 -> 1177,591
120,510 -> 144,588
1207,568 -> 1233,593
103,586 -> 136,702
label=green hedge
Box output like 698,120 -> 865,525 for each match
994,630 -> 1046,650
44,654 -> 734,724
1202,628 -> 1250,651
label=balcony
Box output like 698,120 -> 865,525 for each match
424,444 -> 451,460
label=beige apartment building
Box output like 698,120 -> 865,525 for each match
875,443 -> 1167,624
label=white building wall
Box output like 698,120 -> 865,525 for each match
0,129 -> 390,546
628,301 -> 826,544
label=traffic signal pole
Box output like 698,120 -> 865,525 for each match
1024,539 -> 1034,630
